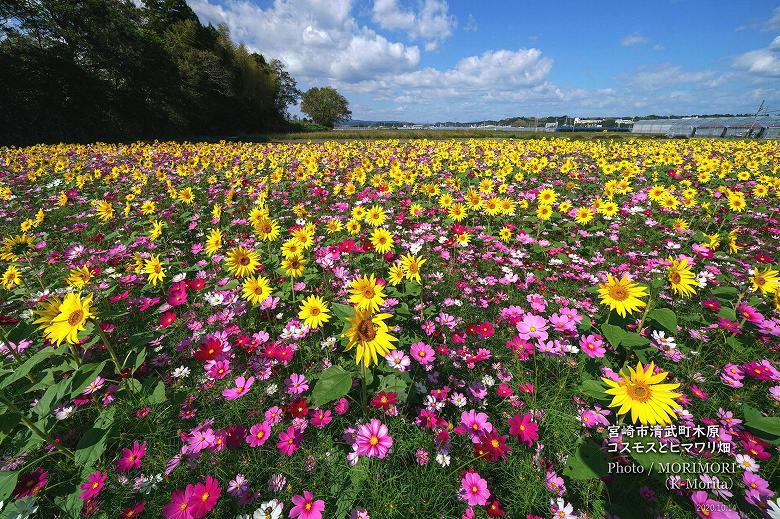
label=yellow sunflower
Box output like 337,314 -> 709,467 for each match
343,308 -> 398,367
241,275 -> 272,305
598,274 -> 648,317
204,229 -> 222,256
370,228 -> 394,254
282,254 -> 306,278
43,292 -> 95,346
602,362 -> 681,425
67,265 -> 92,289
144,255 -> 165,287
225,246 -> 259,279
1,265 -> 21,290
751,266 -> 780,295
298,295 -> 331,329
667,257 -> 697,297
400,253 -> 426,283
349,274 -> 386,312
1,234 -> 35,261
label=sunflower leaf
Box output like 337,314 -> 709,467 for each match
649,308 -> 677,334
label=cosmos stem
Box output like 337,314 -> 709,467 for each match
97,323 -> 121,373
0,394 -> 74,460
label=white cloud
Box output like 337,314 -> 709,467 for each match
188,0 -> 420,82
627,63 -> 717,90
371,0 -> 456,50
733,37 -> 780,77
767,6 -> 780,30
621,33 -> 648,47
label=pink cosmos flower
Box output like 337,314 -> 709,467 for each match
290,491 -> 325,519
334,397 -> 350,415
409,341 -> 435,365
190,475 -> 221,518
205,359 -> 231,380
277,426 -> 302,456
162,486 -> 195,519
736,303 -> 764,324
116,440 -> 146,473
80,470 -> 107,500
508,413 -> 539,446
354,419 -> 393,459
459,470 -> 490,506
265,406 -> 284,426
516,314 -> 549,342
285,373 -> 309,395
187,428 -> 216,453
246,423 -> 271,447
310,408 -> 332,428
460,409 -> 493,442
222,375 -> 254,400
579,334 -> 606,358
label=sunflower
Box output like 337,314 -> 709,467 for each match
282,254 -> 306,278
254,217 -> 280,241
602,362 -> 681,425
144,255 -> 165,287
298,295 -> 331,329
178,187 -> 195,204
751,266 -> 780,295
448,203 -> 467,222
537,188 -> 556,206
574,207 -> 594,224
204,229 -> 222,256
343,308 -> 398,367
364,205 -> 386,227
225,246 -> 259,279
346,219 -> 361,235
140,201 -> 156,215
148,220 -> 164,241
727,193 -> 746,212
33,296 -> 63,328
1,265 -> 21,290
241,275 -> 272,305
597,274 -> 648,317
667,257 -> 697,297
281,239 -> 303,259
292,225 -> 315,249
1,234 -> 35,261
94,200 -> 114,221
67,265 -> 92,289
536,205 -> 553,220
370,228 -> 394,254
387,263 -> 405,286
43,292 -> 95,346
400,253 -> 426,283
349,274 -> 386,312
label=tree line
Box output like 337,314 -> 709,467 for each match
0,0 -> 350,145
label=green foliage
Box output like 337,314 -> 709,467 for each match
564,438 -> 609,479
649,308 -> 677,334
300,87 -> 352,128
311,365 -> 353,407
0,0 -> 295,144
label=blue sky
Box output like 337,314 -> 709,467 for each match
188,0 -> 780,121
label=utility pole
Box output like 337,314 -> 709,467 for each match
750,99 -> 765,138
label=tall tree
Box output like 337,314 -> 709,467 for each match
300,87 -> 351,129
270,59 -> 301,119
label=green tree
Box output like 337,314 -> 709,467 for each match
300,87 -> 351,128
270,59 -> 302,119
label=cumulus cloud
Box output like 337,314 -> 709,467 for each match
371,0 -> 456,50
733,36 -> 780,77
767,6 -> 780,30
621,33 -> 648,47
188,0 -> 420,82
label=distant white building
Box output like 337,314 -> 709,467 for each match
573,117 -> 603,127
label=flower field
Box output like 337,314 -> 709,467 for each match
0,138 -> 778,519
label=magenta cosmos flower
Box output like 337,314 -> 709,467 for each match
162,486 -> 195,519
516,314 -> 549,342
190,475 -> 221,518
579,334 -> 606,358
79,470 -> 107,500
690,491 -> 739,519
290,490 -> 325,519
460,409 -> 493,443
354,419 -> 393,458
222,375 -> 254,400
285,373 -> 309,394
277,426 -> 302,456
246,423 -> 271,447
116,440 -> 146,473
508,413 -> 539,446
459,470 -> 490,506
409,341 -> 435,365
